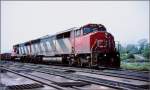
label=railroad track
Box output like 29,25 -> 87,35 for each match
0,67 -> 94,90
19,62 -> 149,82
1,61 -> 149,82
0,61 -> 149,90
35,68 -> 149,89
0,61 -> 116,90
0,68 -> 69,90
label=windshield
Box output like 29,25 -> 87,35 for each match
83,28 -> 93,35
83,24 -> 106,35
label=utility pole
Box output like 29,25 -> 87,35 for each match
115,41 -> 120,52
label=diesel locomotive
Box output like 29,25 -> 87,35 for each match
11,24 -> 120,68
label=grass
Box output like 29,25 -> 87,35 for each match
121,62 -> 150,71
120,53 -> 150,71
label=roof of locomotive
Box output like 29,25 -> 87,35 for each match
13,24 -> 106,47
54,23 -> 106,34
13,29 -> 75,47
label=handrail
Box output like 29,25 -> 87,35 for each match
90,40 -> 97,66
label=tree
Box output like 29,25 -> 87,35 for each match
138,39 -> 148,54
126,44 -> 138,54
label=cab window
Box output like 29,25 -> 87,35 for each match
75,29 -> 81,37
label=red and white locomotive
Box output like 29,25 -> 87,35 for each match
12,24 -> 120,68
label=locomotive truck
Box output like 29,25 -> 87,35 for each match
11,24 -> 120,68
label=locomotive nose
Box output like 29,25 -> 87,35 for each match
90,32 -> 110,53
91,32 -> 107,46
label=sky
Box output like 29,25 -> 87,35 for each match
1,1 -> 149,53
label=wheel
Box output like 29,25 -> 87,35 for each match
88,61 -> 92,68
68,58 -> 74,66
115,55 -> 120,68
77,57 -> 83,67
115,52 -> 120,68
